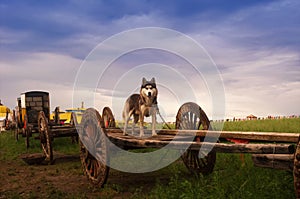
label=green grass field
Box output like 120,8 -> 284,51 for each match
220,118 -> 300,133
0,118 -> 299,198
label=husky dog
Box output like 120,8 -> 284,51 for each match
123,77 -> 158,137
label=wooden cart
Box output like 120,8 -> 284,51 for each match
15,91 -> 51,146
37,102 -> 300,197
15,91 -> 78,162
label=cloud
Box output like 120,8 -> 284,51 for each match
0,52 -> 82,109
194,35 -> 300,118
170,0 -> 300,118
1,0 -> 299,120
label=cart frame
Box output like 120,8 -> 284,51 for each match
33,102 -> 300,197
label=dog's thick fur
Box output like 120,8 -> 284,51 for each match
123,77 -> 158,137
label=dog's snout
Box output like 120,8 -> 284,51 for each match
148,92 -> 152,97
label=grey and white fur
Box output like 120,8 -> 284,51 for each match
123,77 -> 158,137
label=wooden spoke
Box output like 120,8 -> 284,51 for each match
79,108 -> 109,187
102,107 -> 116,128
38,111 -> 53,164
176,102 -> 216,175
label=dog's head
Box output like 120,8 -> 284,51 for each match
141,77 -> 157,97
140,77 -> 158,105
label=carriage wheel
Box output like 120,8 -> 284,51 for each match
293,137 -> 300,198
102,107 -> 116,128
79,108 -> 109,187
38,111 -> 53,164
176,102 -> 216,175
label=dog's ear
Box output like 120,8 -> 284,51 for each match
150,77 -> 156,84
142,77 -> 147,86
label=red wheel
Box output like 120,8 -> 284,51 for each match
176,102 -> 216,175
79,108 -> 109,187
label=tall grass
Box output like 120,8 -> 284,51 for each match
137,154 -> 294,199
0,131 -> 79,161
220,118 -> 300,133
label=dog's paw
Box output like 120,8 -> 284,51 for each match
152,131 -> 157,136
123,132 -> 128,136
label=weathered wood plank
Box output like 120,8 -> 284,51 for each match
50,125 -> 74,129
252,154 -> 294,171
50,127 -> 76,132
106,128 -> 300,143
106,133 -> 295,154
50,127 -> 77,137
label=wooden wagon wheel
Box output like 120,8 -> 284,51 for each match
176,102 -> 216,175
293,136 -> 300,198
79,108 -> 109,187
38,111 -> 53,163
102,107 -> 116,128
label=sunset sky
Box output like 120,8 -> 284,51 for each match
1,0 -> 299,121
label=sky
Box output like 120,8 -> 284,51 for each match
0,0 -> 299,121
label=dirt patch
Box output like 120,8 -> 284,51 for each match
0,154 -> 177,198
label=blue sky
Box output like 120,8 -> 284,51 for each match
0,0 -> 299,120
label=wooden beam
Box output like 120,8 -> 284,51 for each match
106,133 -> 295,154
252,154 -> 294,171
106,128 -> 300,143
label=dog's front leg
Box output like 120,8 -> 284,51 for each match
131,120 -> 135,135
123,116 -> 129,135
139,113 -> 144,137
152,107 -> 157,136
